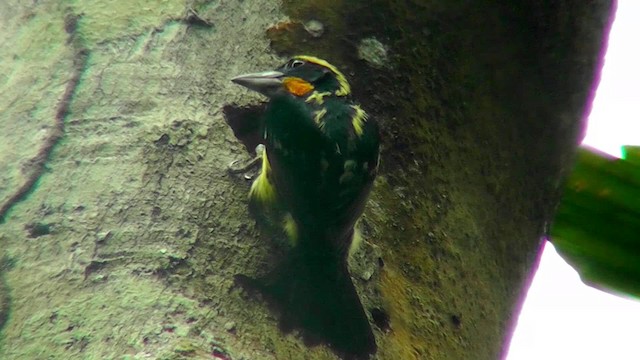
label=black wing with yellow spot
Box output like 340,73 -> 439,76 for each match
317,98 -> 378,232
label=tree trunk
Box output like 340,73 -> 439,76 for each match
0,1 -> 614,359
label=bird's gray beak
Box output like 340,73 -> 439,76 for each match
231,70 -> 285,97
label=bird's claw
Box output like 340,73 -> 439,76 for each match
227,144 -> 265,179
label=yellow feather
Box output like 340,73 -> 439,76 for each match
314,108 -> 327,130
305,91 -> 333,105
249,151 -> 276,204
348,225 -> 363,258
351,105 -> 368,137
282,213 -> 298,246
294,55 -> 351,96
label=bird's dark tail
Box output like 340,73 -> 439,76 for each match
237,232 -> 376,359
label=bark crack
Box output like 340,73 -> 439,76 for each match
0,13 -> 89,223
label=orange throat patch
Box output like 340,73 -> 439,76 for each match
283,77 -> 314,97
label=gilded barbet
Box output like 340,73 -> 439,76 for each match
232,56 -> 379,359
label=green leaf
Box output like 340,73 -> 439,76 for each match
551,146 -> 640,297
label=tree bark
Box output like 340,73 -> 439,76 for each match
0,1 -> 614,359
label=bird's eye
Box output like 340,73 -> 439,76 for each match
289,59 -> 305,68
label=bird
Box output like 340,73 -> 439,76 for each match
231,55 -> 380,359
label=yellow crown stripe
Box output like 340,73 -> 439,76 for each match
294,55 -> 351,96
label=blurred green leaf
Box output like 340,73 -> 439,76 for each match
551,146 -> 640,297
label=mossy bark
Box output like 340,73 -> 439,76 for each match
0,1 -> 613,359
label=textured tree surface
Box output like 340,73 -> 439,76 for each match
0,1 -> 613,359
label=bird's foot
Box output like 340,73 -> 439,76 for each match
227,144 -> 265,179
